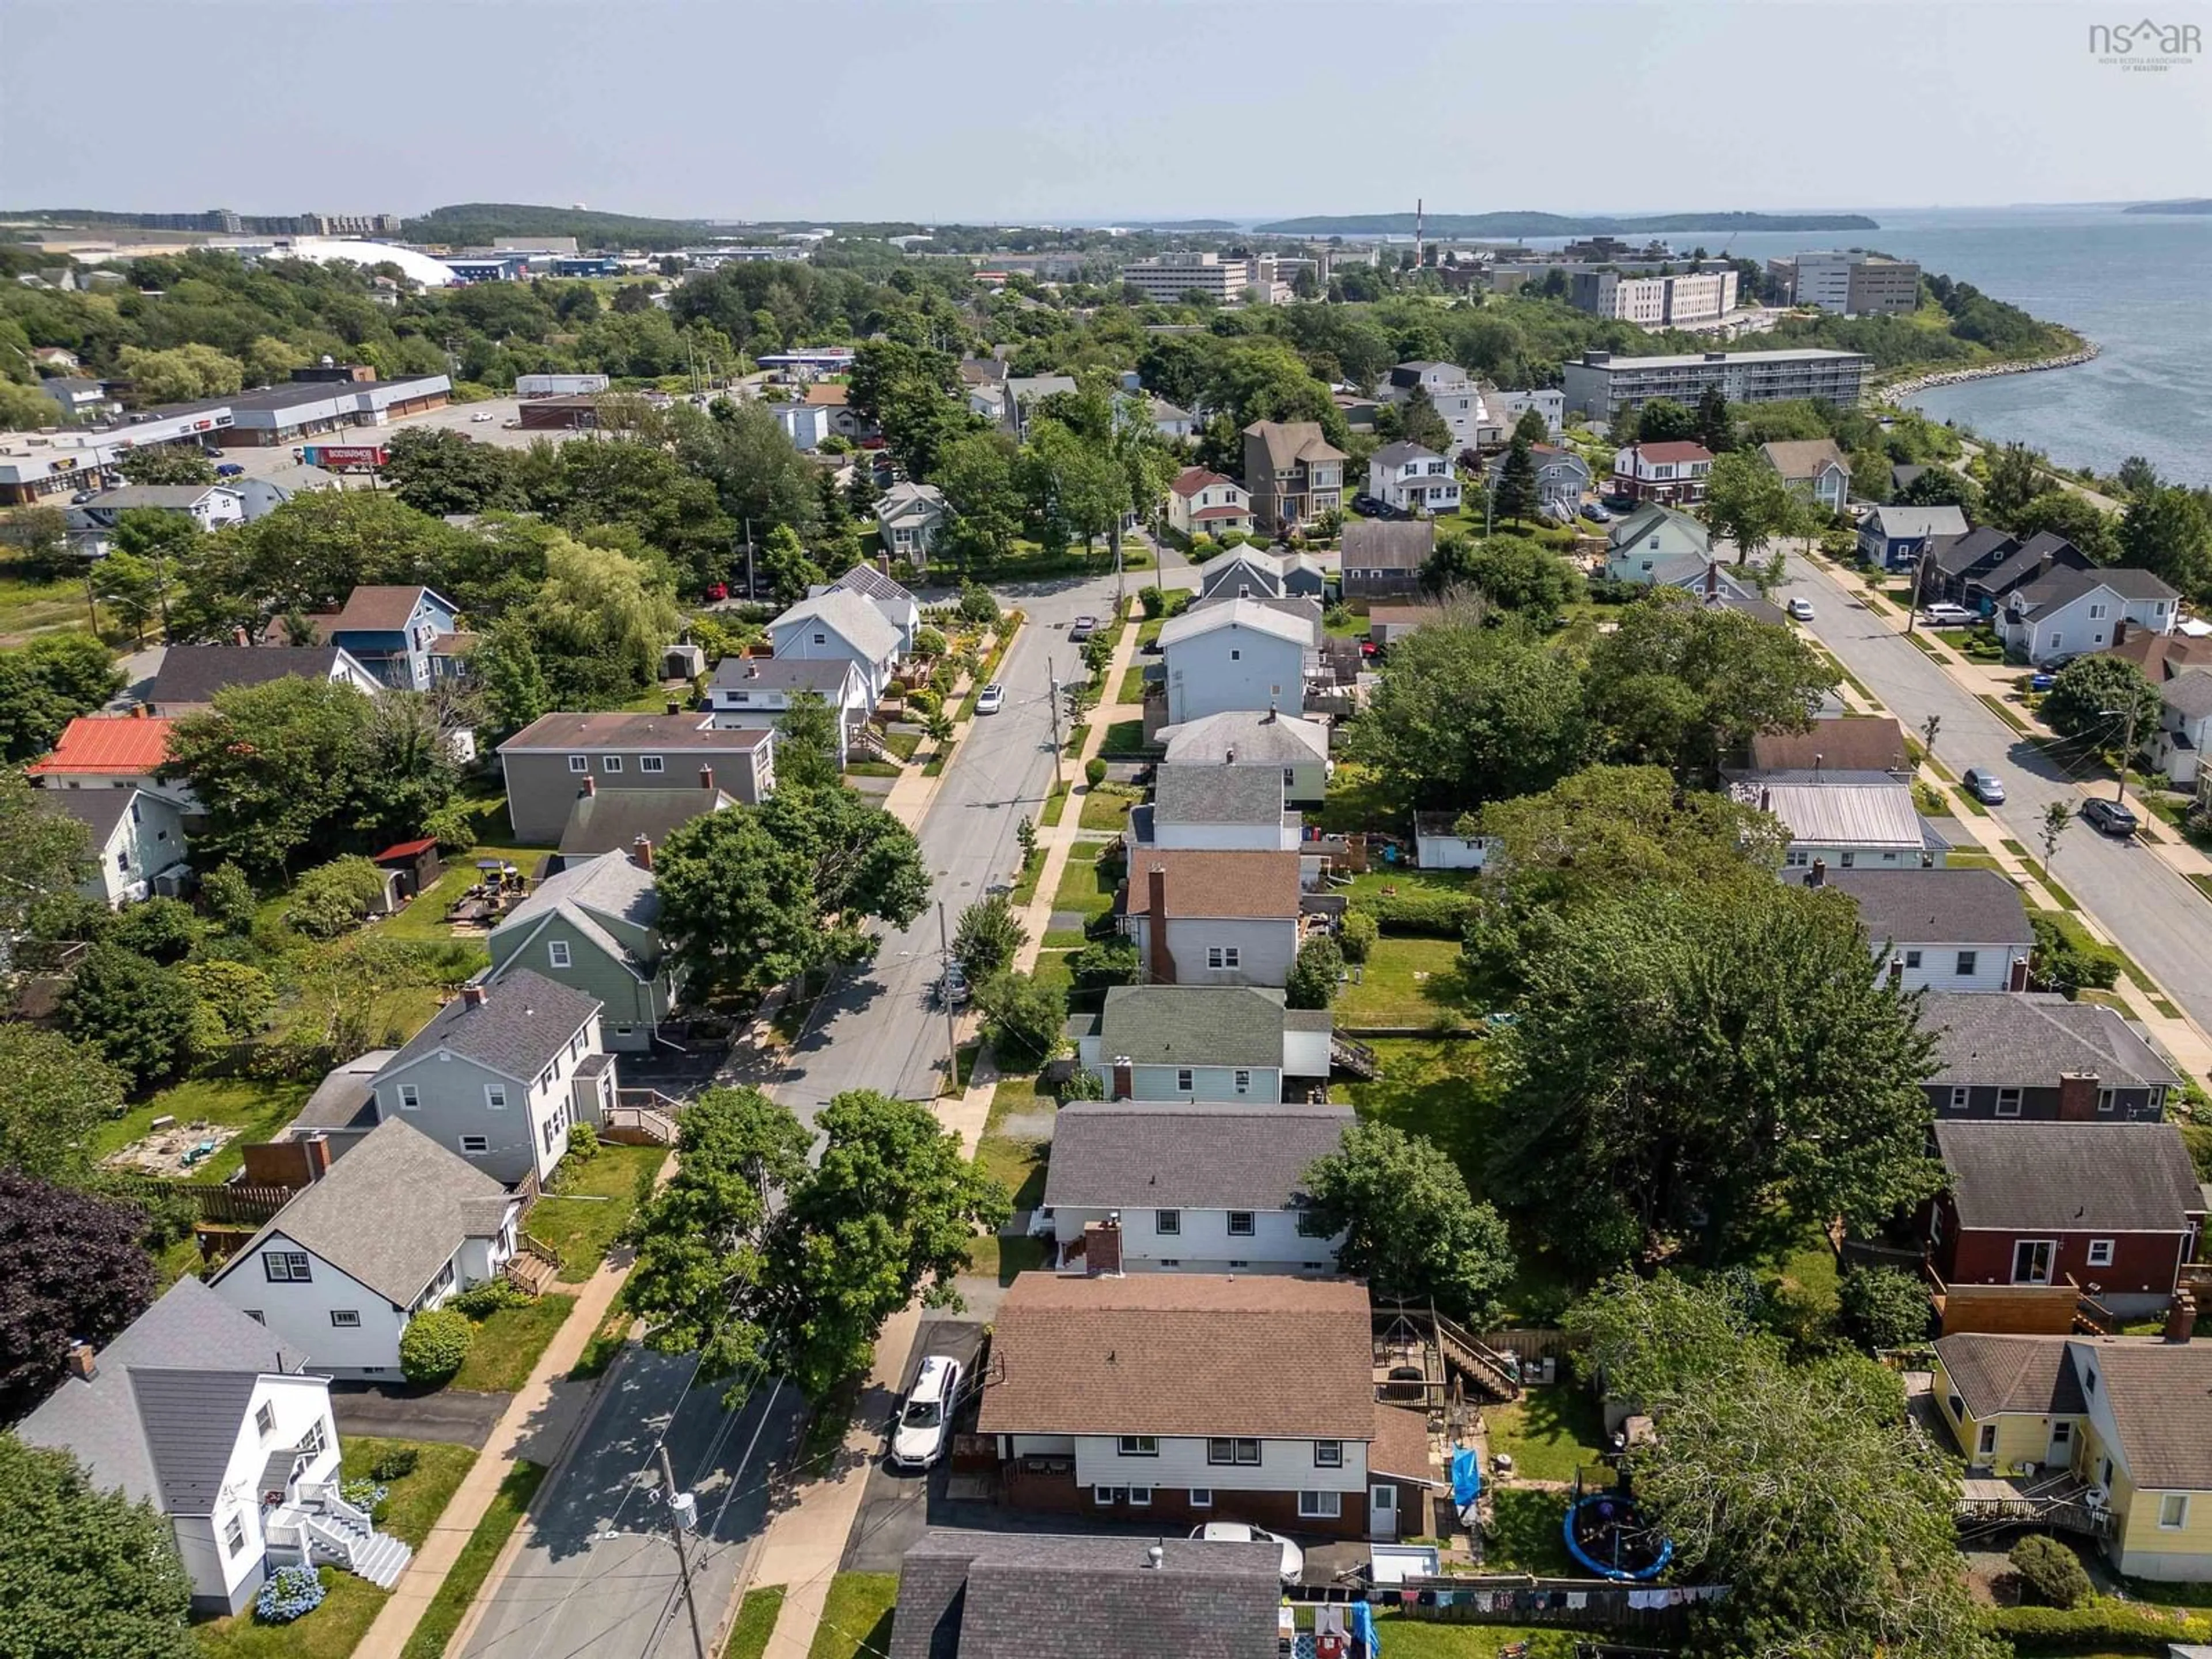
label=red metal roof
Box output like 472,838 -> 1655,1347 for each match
26,715 -> 177,775
1626,441 -> 1714,465
373,838 -> 439,861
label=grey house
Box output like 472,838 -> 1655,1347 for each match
1339,520 -> 1434,599
551,782 -> 735,874
487,850 -> 675,1052
498,711 -> 775,842
1821,867 -> 2032,994
369,971 -> 612,1186
1074,983 -> 1335,1101
1918,991 -> 2181,1122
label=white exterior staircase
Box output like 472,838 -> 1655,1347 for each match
294,1486 -> 415,1589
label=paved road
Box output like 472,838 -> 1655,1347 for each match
459,1349 -> 802,1659
1779,551 -> 2212,1035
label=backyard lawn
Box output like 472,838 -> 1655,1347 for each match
1343,1038 -> 1500,1176
807,1572 -> 899,1659
449,1294 -> 576,1393
1483,1486 -> 1577,1577
1368,1618 -> 1586,1659
525,1144 -> 664,1282
1078,785 -> 1140,831
1482,1389 -> 1607,1484
1051,844 -> 1120,920
1310,762 -> 1397,836
94,1078 -> 315,1185
1343,865 -> 1480,906
1336,937 -> 1471,1028
374,840 -> 550,944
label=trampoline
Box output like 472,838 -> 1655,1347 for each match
1563,1490 -> 1673,1582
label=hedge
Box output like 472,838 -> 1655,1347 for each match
1361,888 -> 1479,937
1987,1601 -> 2211,1653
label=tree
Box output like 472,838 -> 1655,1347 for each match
0,633 -> 123,763
953,894 -> 1027,980
179,959 -> 276,1043
61,945 -> 199,1090
1692,384 -> 1733,453
287,855 -> 388,938
525,532 -> 684,700
1512,406 -> 1550,446
2011,489 -> 2119,565
2010,1536 -> 2093,1609
772,691 -> 843,793
472,620 -> 550,739
118,342 -> 244,402
1397,385 -> 1452,455
1632,397 -> 1696,444
1303,1124 -> 1516,1323
200,862 -> 257,935
2040,653 -> 2160,745
934,430 -> 1024,570
1448,535 -> 1580,615
1565,1271 -> 1770,1405
755,523 -> 824,606
975,968 -> 1068,1069
1839,1264 -> 1932,1351
0,379 -> 59,429
1919,712 -> 1942,764
1895,467 -> 1980,516
0,774 -> 91,941
2038,801 -> 2071,882
0,1173 -> 158,1419
381,427 -> 524,517
1848,446 -> 1895,506
111,446 -> 216,487
243,334 -> 312,384
845,340 -> 979,480
1286,935 -> 1343,1010
1490,433 -> 1541,525
1343,619 -> 1588,809
1981,442 -> 2044,525
1020,418 -> 1125,558
2117,484 -> 2212,601
0,1027 -> 127,1184
0,1434 -> 196,1659
1703,450 -> 1812,567
106,895 -> 200,963
2114,456 -> 2161,501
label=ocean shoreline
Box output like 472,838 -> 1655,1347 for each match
1881,339 -> 2099,400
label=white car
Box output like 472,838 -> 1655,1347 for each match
975,683 -> 1005,715
891,1355 -> 964,1469
1787,597 -> 1816,622
471,411 -> 495,422
1190,1521 -> 1304,1583
1921,603 -> 1976,627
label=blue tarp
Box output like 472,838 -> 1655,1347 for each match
1450,1447 -> 1483,1509
1351,1599 -> 1380,1657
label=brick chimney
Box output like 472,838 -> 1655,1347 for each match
665,699 -> 683,717
1759,787 -> 1771,813
461,984 -> 487,1009
233,626 -> 249,646
130,703 -> 147,719
2056,1071 -> 2099,1122
1083,1217 -> 1123,1277
2008,956 -> 2031,992
578,774 -> 596,798
699,765 -> 714,792
1145,865 -> 1175,985
1704,561 -> 1719,600
2112,618 -> 2129,649
67,1342 -> 97,1382
632,836 -> 654,872
1887,955 -> 1904,988
1808,858 -> 1826,888
2164,1289 -> 2196,1343
1111,1057 -> 1134,1100
305,1134 -> 332,1181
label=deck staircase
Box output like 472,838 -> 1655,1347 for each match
849,721 -> 891,762
294,1486 -> 414,1589
1330,1033 -> 1380,1080
1433,1310 -> 1523,1403
503,1232 -> 563,1296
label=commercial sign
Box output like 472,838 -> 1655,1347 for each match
303,444 -> 387,470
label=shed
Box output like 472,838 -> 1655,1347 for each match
1414,812 -> 1492,870
372,838 -> 443,902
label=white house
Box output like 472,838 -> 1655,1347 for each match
1491,385 -> 1565,438
1166,467 -> 1253,540
823,562 -> 923,657
36,785 -> 190,906
1157,708 -> 1331,807
770,586 -> 904,708
143,645 -> 386,718
2147,668 -> 2212,788
764,399 -> 836,451
1137,763 -> 1298,851
1040,1100 -> 1352,1274
1998,567 -> 2181,666
873,481 -> 949,568
1366,442 -> 1462,515
1738,778 -> 1947,873
16,1278 -> 413,1616
66,484 -> 247,555
1382,361 -> 1488,452
1005,374 -> 1078,437
1157,599 -> 1316,725
707,656 -> 868,763
206,1119 -> 522,1379
1820,867 -> 2034,994
1760,438 -> 1851,514
1195,546 -> 1329,603
1605,503 -> 1711,575
1074,983 -> 1334,1102
369,971 -> 611,1187
1122,849 -> 1305,989
1148,396 -> 1197,439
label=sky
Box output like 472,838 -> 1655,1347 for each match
3,0 -> 2207,223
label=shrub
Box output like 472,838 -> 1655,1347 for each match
288,855 -> 388,939
2029,912 -> 2120,999
566,1122 -> 601,1161
1988,1601 -> 2209,1653
913,626 -> 948,660
957,581 -> 1000,626
368,1446 -> 421,1481
340,1476 -> 389,1518
2008,1537 -> 2093,1610
1839,1264 -> 1931,1350
1085,757 -> 1108,787
1287,936 -> 1343,1010
1068,937 -> 1139,988
1339,909 -> 1379,965
255,1564 -> 327,1624
399,1308 -> 474,1384
906,685 -> 941,719
1363,886 -> 1479,937
449,1278 -> 530,1318
1058,1067 -> 1107,1103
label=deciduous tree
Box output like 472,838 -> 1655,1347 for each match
1703,450 -> 1813,568
0,1173 -> 158,1419
772,691 -> 843,793
0,773 -> 92,943
2118,484 -> 2212,601
2041,653 -> 2160,745
60,945 -> 199,1090
1304,1123 -> 1516,1323
0,1027 -> 127,1184
0,1433 -> 196,1659
0,633 -> 123,764
952,894 -> 1027,980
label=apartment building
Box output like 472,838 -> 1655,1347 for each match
1120,253 -> 1259,305
1561,348 -> 1870,421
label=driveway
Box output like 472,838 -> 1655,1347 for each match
1778,551 -> 2212,1036
839,1317 -> 993,1574
330,1384 -> 509,1449
459,1349 -> 804,1659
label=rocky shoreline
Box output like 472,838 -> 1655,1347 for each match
1883,340 -> 2100,399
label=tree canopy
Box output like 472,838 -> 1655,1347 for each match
0,1173 -> 158,1421
0,1433 -> 197,1659
1303,1123 -> 1517,1323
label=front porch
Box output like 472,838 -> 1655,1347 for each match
263,1472 -> 416,1590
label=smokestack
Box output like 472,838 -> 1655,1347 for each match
579,774 -> 596,798
699,766 -> 714,793
2165,1290 -> 2196,1343
1145,865 -> 1175,986
632,836 -> 654,872
67,1342 -> 97,1382
1111,1057 -> 1133,1101
461,984 -> 486,1009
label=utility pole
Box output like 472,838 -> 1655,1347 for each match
1047,658 -> 1064,788
654,1444 -> 706,1659
937,900 -> 960,1095
743,517 -> 756,600
1904,551 -> 1928,634
2105,702 -> 2142,807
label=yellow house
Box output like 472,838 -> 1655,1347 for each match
1931,1333 -> 2212,1581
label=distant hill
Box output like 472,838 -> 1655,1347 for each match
1123,219 -> 1241,231
402,203 -> 712,251
2122,199 -> 2212,215
1252,210 -> 1880,236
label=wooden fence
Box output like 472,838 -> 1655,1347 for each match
105,1177 -> 296,1226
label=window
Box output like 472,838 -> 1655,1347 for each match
1206,946 -> 1240,970
1315,1440 -> 1344,1467
1839,850 -> 1856,868
244,1310 -> 265,1324
331,1310 -> 361,1328
256,1402 -> 278,1435
1903,950 -> 1923,969
543,1115 -> 560,1153
1948,1086 -> 1969,1111
1175,1069 -> 1194,1093
1118,1435 -> 1158,1457
1284,768 -> 1297,787
2086,1239 -> 2115,1267
461,1135 -> 490,1154
546,940 -> 573,971
263,1252 -> 312,1283
1189,1488 -> 1213,1508
224,1516 -> 248,1557
1156,1210 -> 1181,1236
1785,849 -> 1809,869
484,1084 -> 507,1111
2088,603 -> 2108,620
1229,1259 -> 1249,1268
2160,1494 -> 2190,1529
568,755 -> 589,774
1158,1259 -> 1180,1268
812,632 -> 827,646
601,755 -> 623,772
1233,1069 -> 1251,1094
1977,1423 -> 1997,1457
1956,950 -> 1978,978
1948,1393 -> 1967,1421
1228,1212 -> 1256,1237
1995,1088 -> 2023,1118
640,756 -> 664,774
1207,1438 -> 1262,1465
1298,1491 -> 1343,1519
1094,1485 -> 1117,1506
1128,1486 -> 1153,1507
1297,1210 -> 1334,1237
2097,1089 -> 2114,1113
398,1082 -> 421,1111
1229,649 -> 1241,661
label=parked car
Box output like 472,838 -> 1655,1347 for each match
1600,493 -> 1637,513
1963,767 -> 2006,805
1191,1522 -> 1303,1584
1067,615 -> 1098,642
2082,797 -> 2139,837
1787,597 -> 1816,622
471,411 -> 496,423
2029,672 -> 2059,694
1921,603 -> 1976,627
1351,493 -> 1391,518
975,683 -> 1005,715
214,463 -> 245,478
1580,502 -> 1611,524
890,1355 -> 965,1469
939,962 -> 971,1007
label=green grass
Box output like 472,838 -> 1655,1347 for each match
0,568 -> 97,642
342,1437 -> 478,1545
194,1570 -> 387,1659
1345,1038 -> 1499,1176
1113,665 -> 1148,704
2190,873 -> 2212,904
727,1586 -> 787,1659
1945,849 -> 2000,869
1312,760 -> 1397,836
2000,838 -> 2031,858
1368,1619 -> 1588,1659
397,1461 -> 549,1659
567,1300 -> 635,1381
94,1078 -> 314,1185
1037,779 -> 1071,828
448,1294 -> 577,1393
1978,694 -> 2032,735
1343,866 -> 1480,905
846,758 -> 901,778
881,729 -> 921,762
374,843 -> 546,943
971,1067 -> 1056,1276
807,1572 -> 900,1659
1051,844 -> 1120,919
1337,937 -> 1471,1028
1097,718 -> 1149,756
1078,785 -> 1139,831
1483,1486 -> 1575,1575
528,1145 -> 664,1281
1481,1390 -> 1607,1483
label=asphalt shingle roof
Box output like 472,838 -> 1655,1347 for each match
1935,1333 -> 2088,1419
385,967 -> 603,1082
1748,717 -> 1909,774
1929,526 -> 2018,578
1917,992 -> 2180,1089
2078,1339 -> 2212,1490
1152,764 -> 1286,826
1934,1120 -> 2200,1232
557,788 -> 733,861
1607,503 -> 1710,554
1096,984 -> 1300,1070
1124,850 -> 1301,921
498,712 -> 772,753
1759,438 -> 1847,480
708,657 -> 854,692
2164,668 -> 2212,720
493,853 -> 661,970
1158,709 -> 1328,766
148,645 -> 355,707
1339,519 -> 1434,569
1865,505 -> 1968,540
1158,597 -> 1317,650
1043,1100 -> 1351,1212
772,587 -> 902,662
35,785 -> 139,842
1824,868 -> 2032,947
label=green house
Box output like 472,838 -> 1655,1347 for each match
486,849 -> 675,1052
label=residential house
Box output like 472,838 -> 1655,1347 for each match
979,1274 -> 1430,1540
706,657 -> 869,765
498,711 -> 775,840
1169,468 -> 1255,541
1157,600 -> 1316,725
1134,764 -> 1299,853
1006,374 -> 1079,438
1338,520 -> 1433,600
2147,668 -> 2212,788
1381,361 -> 1488,451
765,400 -> 835,451
1196,546 -> 1328,602
38,376 -> 116,421
67,484 -> 246,554
487,850 -> 674,1052
1120,849 -> 1304,988
1610,546 -> 1779,622
1747,714 -> 1910,775
1925,1121 -> 2203,1318
551,781 -> 734,874
206,1119 -> 522,1377
1040,1101 -> 1352,1274
823,562 -> 923,657
1367,605 -> 1442,649
1157,708 -> 1331,807
1365,442 -> 1462,516
1241,421 -> 1346,537
1915,991 -> 2180,1122
1820,868 -> 2033,994
803,380 -> 878,443
1148,396 -> 1197,439
1858,504 -> 1969,572
1930,1334 -> 2212,1581
36,786 -> 190,906
1739,778 -> 1946,872
887,1531 -> 1286,1659
16,1278 -> 407,1616
874,481 -> 949,568
143,645 -> 384,717
964,381 -> 1009,426
770,586 -> 904,707
368,972 -> 611,1186
1759,438 -> 1851,514
308,585 -> 463,691
1604,503 -> 1711,574
28,713 -> 194,808
1998,567 -> 2180,666
1491,385 -> 1566,438
1332,389 -> 1382,432
1528,445 -> 1592,518
1611,441 -> 1714,506
1923,526 -> 2021,608
1074,983 -> 1335,1103
1964,533 -> 2094,613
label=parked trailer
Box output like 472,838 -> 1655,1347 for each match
296,443 -> 387,472
516,373 -> 611,398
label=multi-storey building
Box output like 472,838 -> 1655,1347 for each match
1561,347 -> 1870,421
1569,268 -> 1739,327
1120,253 -> 1257,305
1770,252 -> 1922,316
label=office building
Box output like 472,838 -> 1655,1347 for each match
1769,252 -> 1922,316
1119,253 -> 1260,304
1569,268 -> 1740,328
1561,348 -> 1870,421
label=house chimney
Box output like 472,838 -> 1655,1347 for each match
631,836 -> 654,872
746,661 -> 760,679
579,774 -> 596,798
1759,787 -> 1771,813
1084,1217 -> 1123,1277
130,703 -> 147,719
2056,1071 -> 2099,1122
1808,858 -> 1826,888
1224,745 -> 1237,766
665,699 -> 683,717
1111,1057 -> 1134,1100
233,626 -> 249,646
67,1342 -> 97,1382
1887,955 -> 1904,988
877,552 -> 891,575
699,765 -> 715,792
305,1135 -> 332,1181
1145,865 -> 1175,986
2164,1289 -> 2196,1343
1705,561 -> 1718,600
461,984 -> 486,1009
2008,956 -> 2030,992
2112,618 -> 2127,649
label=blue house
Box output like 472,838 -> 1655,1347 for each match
314,585 -> 467,691
1857,505 -> 1968,573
